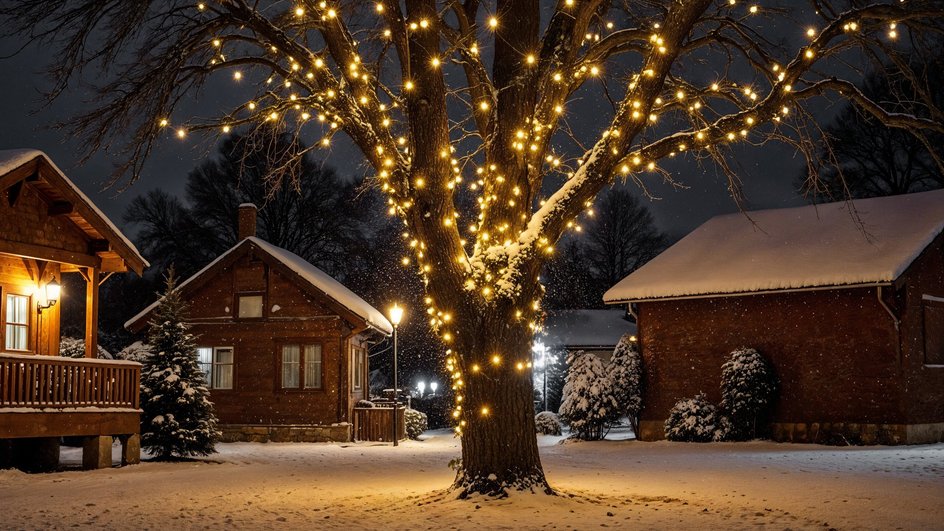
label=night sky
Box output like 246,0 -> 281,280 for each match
0,20 -> 822,242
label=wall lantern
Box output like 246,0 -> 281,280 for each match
38,279 -> 61,313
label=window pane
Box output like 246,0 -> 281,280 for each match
238,295 -> 263,318
214,347 -> 234,390
7,294 -> 28,325
197,347 -> 213,387
5,324 -> 27,351
352,347 -> 363,389
215,363 -> 233,390
282,345 -> 300,388
304,345 -> 322,389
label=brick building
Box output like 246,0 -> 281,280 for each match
125,204 -> 392,442
605,190 -> 944,444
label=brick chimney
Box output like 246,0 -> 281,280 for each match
237,203 -> 257,240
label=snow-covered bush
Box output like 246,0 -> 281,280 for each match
558,350 -> 617,440
534,411 -> 562,436
115,341 -> 152,363
664,393 -> 725,442
59,337 -> 112,359
355,399 -> 376,408
404,408 -> 427,440
720,347 -> 778,440
606,334 -> 644,435
140,270 -> 220,459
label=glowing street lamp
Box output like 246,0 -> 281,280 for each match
417,380 -> 426,397
430,381 -> 438,395
388,303 -> 404,446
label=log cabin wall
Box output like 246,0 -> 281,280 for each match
0,255 -> 61,356
183,252 -> 368,427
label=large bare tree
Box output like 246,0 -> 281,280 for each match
3,0 -> 943,496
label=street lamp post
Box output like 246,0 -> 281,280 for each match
388,303 -> 404,446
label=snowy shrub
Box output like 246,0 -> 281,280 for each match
606,334 -> 644,435
115,341 -> 152,363
355,399 -> 376,408
720,348 -> 778,440
534,411 -> 562,436
558,350 -> 617,440
59,336 -> 112,359
664,393 -> 725,442
140,270 -> 221,459
404,408 -> 427,440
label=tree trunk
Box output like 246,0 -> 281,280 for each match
452,311 -> 552,497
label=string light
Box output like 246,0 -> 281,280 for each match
161,0 -> 924,442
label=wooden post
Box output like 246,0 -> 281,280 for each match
82,435 -> 112,469
85,266 -> 99,358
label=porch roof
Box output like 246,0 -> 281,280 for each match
0,149 -> 148,275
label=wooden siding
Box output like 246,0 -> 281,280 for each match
183,253 -> 376,426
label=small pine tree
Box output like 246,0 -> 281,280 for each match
140,268 -> 220,459
558,350 -> 616,440
719,347 -> 778,440
606,334 -> 644,436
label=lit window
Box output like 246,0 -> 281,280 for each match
237,294 -> 263,318
281,344 -> 322,389
197,346 -> 234,389
5,294 -> 29,351
352,346 -> 365,390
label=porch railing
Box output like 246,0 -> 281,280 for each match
0,352 -> 140,409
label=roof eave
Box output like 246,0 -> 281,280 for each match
604,280 -> 895,305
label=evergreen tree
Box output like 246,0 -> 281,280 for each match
558,351 -> 616,441
140,269 -> 220,459
606,334 -> 644,436
719,348 -> 778,441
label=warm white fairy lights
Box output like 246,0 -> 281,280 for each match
154,0 -> 924,439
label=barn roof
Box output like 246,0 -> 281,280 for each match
125,236 -> 393,335
604,189 -> 944,303
541,309 -> 636,350
0,149 -> 148,275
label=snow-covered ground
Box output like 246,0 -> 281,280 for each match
2,430 -> 942,530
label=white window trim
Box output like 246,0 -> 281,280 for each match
198,346 -> 234,389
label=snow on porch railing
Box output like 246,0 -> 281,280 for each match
0,352 -> 140,409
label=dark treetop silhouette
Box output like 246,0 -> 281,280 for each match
2,0 -> 943,496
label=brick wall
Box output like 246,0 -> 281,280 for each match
637,288 -> 903,431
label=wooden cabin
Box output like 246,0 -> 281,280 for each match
604,190 -> 944,445
0,149 -> 148,471
125,204 -> 393,443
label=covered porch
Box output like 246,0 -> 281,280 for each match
0,149 -> 149,471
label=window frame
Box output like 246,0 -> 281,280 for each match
351,344 -> 366,391
4,292 -> 31,352
922,295 -> 944,367
277,340 -> 325,392
235,292 -> 266,320
196,345 -> 235,390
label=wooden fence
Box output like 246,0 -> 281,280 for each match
353,406 -> 406,442
0,353 -> 140,409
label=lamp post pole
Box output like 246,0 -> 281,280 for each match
392,322 -> 398,447
388,303 -> 404,447
543,348 -> 548,412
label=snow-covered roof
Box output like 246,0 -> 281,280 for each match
125,237 -> 393,335
541,310 -> 636,350
604,189 -> 944,303
0,149 -> 149,274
